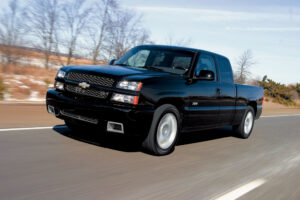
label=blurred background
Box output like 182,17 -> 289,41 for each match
0,0 -> 299,108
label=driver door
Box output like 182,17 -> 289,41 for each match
186,53 -> 220,130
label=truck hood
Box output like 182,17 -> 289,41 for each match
61,65 -> 169,80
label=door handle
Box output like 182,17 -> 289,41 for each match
216,88 -> 221,96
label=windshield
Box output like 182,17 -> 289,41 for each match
115,46 -> 196,75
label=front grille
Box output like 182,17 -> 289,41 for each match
60,110 -> 98,124
67,72 -> 115,87
65,84 -> 109,99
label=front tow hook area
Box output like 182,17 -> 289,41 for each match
47,105 -> 60,117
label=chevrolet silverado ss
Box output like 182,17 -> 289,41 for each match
46,45 -> 264,155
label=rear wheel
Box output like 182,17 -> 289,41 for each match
233,106 -> 255,139
142,104 -> 180,156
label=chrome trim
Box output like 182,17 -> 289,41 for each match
79,82 -> 90,89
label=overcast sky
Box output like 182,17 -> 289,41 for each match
122,0 -> 300,84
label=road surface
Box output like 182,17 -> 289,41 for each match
1,102 -> 299,128
0,115 -> 300,200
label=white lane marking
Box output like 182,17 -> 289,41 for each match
262,114 -> 300,118
214,179 -> 266,200
0,126 -> 54,132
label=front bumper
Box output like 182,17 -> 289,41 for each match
46,90 -> 154,136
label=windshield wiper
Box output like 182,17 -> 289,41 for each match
114,63 -> 132,67
115,64 -> 165,72
142,66 -> 165,72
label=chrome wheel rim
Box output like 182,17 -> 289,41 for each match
244,111 -> 254,135
156,113 -> 177,150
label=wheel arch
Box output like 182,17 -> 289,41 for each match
247,101 -> 257,115
156,98 -> 185,128
156,98 -> 185,112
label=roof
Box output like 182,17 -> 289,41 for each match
138,44 -> 227,59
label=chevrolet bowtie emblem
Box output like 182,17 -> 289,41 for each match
79,82 -> 90,89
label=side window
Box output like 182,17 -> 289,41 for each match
216,56 -> 234,84
195,54 -> 216,80
126,50 -> 150,67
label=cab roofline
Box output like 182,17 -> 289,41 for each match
138,44 -> 227,59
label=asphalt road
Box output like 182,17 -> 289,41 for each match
0,115 -> 300,200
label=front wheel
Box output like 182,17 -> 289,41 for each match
233,106 -> 255,139
142,104 -> 180,156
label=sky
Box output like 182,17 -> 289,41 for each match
0,0 -> 299,84
121,0 -> 300,84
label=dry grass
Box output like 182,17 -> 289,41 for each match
1,64 -> 57,100
12,87 -> 31,99
0,45 -> 108,100
1,64 -> 57,79
0,75 -> 5,100
0,45 -> 105,66
264,97 -> 300,109
263,100 -> 300,115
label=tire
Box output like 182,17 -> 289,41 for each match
233,106 -> 255,139
142,104 -> 181,156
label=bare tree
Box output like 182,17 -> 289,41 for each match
235,49 -> 256,84
88,0 -> 118,64
0,0 -> 24,71
87,1 -> 150,63
0,0 -> 152,69
25,0 -> 60,69
58,0 -> 91,65
105,10 -> 151,60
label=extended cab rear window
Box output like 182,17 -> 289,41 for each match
216,56 -> 234,84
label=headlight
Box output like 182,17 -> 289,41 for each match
116,81 -> 142,91
54,81 -> 64,90
111,93 -> 139,105
57,70 -> 66,79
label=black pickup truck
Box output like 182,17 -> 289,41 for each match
46,45 -> 263,155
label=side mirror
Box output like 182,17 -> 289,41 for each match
109,59 -> 116,65
196,70 -> 214,81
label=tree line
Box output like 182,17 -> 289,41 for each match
0,0 -> 151,69
0,0 -> 271,86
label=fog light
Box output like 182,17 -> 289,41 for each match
107,121 -> 124,134
48,105 -> 57,116
55,81 -> 64,90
